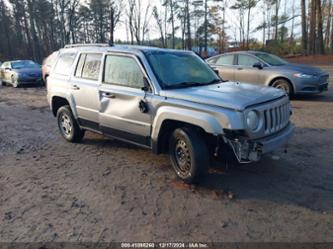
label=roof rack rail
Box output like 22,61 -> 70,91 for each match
64,43 -> 110,48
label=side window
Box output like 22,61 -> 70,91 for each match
75,53 -> 102,80
81,53 -> 102,80
103,55 -> 144,89
216,55 -> 234,66
54,53 -> 76,76
238,55 -> 259,67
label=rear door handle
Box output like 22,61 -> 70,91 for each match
102,92 -> 116,99
72,85 -> 80,90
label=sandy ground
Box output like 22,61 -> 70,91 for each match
0,66 -> 333,242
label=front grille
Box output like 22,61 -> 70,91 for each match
263,103 -> 290,135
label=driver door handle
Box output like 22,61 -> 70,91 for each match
102,92 -> 116,99
72,85 -> 80,90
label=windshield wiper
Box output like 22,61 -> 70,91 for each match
165,79 -> 224,89
202,79 -> 223,85
165,82 -> 204,89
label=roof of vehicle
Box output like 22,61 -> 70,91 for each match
60,44 -> 193,55
224,50 -> 268,55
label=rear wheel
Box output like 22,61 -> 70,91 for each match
56,105 -> 85,143
272,79 -> 293,96
169,127 -> 209,183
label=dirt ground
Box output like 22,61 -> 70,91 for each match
0,66 -> 333,243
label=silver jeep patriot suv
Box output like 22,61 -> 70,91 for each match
47,44 -> 294,183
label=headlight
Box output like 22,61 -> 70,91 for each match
293,73 -> 314,78
246,110 -> 260,131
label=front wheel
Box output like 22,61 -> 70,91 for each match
272,79 -> 293,97
11,75 -> 19,88
56,105 -> 85,143
169,127 -> 209,183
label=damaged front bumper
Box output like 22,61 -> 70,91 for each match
224,123 -> 294,163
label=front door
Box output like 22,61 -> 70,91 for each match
99,53 -> 152,147
234,54 -> 261,84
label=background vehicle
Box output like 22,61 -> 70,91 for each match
206,51 -> 329,96
47,44 -> 293,183
42,51 -> 59,85
0,60 -> 42,88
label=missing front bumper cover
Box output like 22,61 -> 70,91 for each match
227,138 -> 263,163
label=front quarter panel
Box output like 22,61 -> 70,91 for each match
151,98 -> 246,143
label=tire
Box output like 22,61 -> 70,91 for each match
272,79 -> 293,97
11,75 -> 19,88
56,105 -> 85,143
169,127 -> 209,183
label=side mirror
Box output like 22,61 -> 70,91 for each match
253,62 -> 263,70
141,77 -> 151,92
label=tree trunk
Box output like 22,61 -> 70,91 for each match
186,0 -> 192,50
27,0 -> 41,61
309,0 -> 317,54
316,0 -> 325,54
204,0 -> 208,53
109,6 -> 114,46
331,7 -> 333,53
247,7 -> 251,48
170,0 -> 175,49
274,0 -> 280,41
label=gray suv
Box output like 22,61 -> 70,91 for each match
207,51 -> 329,96
47,44 -> 294,183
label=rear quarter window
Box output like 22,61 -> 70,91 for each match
53,53 -> 76,76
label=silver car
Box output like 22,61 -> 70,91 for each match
206,51 -> 329,96
47,44 -> 294,183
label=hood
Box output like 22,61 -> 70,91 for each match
277,63 -> 326,76
160,82 -> 286,111
13,68 -> 42,75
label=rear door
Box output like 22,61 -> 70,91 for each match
234,54 -> 261,84
208,54 -> 236,81
99,53 -> 153,147
70,53 -> 102,129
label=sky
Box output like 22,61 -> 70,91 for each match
112,0 -> 302,44
4,0 -> 302,44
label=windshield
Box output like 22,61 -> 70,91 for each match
12,60 -> 40,69
144,51 -> 221,89
254,53 -> 287,66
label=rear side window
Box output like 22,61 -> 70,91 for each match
75,53 -> 102,81
54,53 -> 76,76
103,55 -> 144,89
238,54 -> 259,67
216,55 -> 234,66
44,51 -> 59,67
